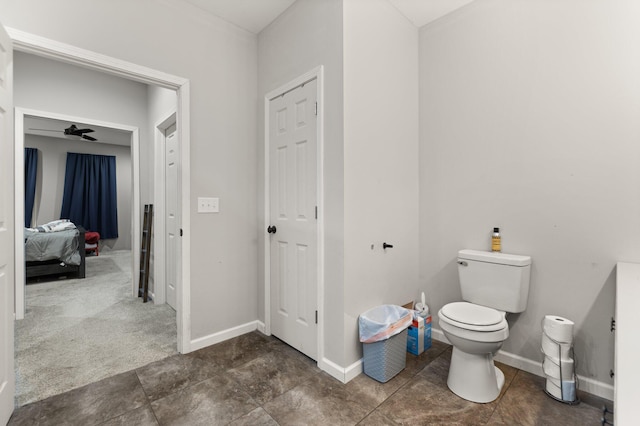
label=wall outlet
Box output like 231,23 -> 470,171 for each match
197,197 -> 219,213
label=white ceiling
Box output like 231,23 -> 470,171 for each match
181,0 -> 474,34
183,0 -> 297,34
25,116 -> 132,147
388,0 -> 475,28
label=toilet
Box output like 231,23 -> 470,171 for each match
438,249 -> 531,403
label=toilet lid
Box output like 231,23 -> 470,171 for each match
440,302 -> 506,331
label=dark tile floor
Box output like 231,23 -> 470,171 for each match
9,331 -> 611,425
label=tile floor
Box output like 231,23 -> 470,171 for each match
8,331 -> 611,425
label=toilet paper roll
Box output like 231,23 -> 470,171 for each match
545,377 -> 576,402
561,379 -> 577,402
541,333 -> 572,360
543,355 -> 574,380
543,315 -> 574,343
545,374 -> 561,388
545,378 -> 562,399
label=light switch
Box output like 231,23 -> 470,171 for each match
198,197 -> 219,213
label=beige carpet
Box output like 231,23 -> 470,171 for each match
15,250 -> 177,407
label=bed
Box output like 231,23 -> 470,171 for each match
25,222 -> 86,280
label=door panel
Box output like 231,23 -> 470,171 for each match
0,21 -> 14,424
165,123 -> 178,310
269,80 -> 317,360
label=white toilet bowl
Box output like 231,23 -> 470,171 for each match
438,302 -> 509,403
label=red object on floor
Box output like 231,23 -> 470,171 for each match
85,231 -> 100,256
85,231 -> 100,244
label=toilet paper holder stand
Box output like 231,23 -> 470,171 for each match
541,331 -> 580,405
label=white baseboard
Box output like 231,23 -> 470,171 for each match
432,327 -> 613,401
189,320 -> 260,352
256,320 -> 266,335
575,375 -> 614,402
345,358 -> 363,382
432,328 -> 450,345
493,349 -> 543,376
318,357 -> 363,384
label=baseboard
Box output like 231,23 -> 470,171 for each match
318,357 -> 363,384
345,358 -> 363,382
493,349 -> 543,377
189,320 -> 260,352
432,328 -> 450,345
575,375 -> 614,402
433,327 -> 614,401
318,357 -> 348,383
256,320 -> 266,335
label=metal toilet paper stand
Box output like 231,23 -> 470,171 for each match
541,331 -> 580,405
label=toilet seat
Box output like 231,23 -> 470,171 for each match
438,306 -> 509,344
439,302 -> 508,332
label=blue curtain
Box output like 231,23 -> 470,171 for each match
24,148 -> 38,227
60,152 -> 118,239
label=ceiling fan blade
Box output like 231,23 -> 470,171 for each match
29,128 -> 62,132
82,135 -> 97,141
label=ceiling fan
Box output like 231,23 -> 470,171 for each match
30,124 -> 98,141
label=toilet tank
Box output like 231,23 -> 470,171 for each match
457,249 -> 531,313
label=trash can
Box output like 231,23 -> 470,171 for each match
359,304 -> 412,383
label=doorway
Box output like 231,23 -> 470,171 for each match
9,29 -> 192,353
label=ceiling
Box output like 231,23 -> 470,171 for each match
25,116 -> 132,147
387,0 -> 475,28
183,0 -> 298,34
181,0 -> 475,34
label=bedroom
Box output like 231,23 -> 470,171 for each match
14,51 -> 180,404
23,117 -> 131,280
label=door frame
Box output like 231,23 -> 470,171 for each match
8,27 -> 192,353
15,108 -> 139,320
152,111 -> 177,305
263,66 -> 325,363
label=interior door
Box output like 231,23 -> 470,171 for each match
165,123 -> 178,310
269,80 -> 318,360
0,21 -> 15,424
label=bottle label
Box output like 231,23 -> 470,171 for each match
492,236 -> 501,252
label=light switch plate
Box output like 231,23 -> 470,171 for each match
198,197 -> 219,213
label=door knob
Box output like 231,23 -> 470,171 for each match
267,225 -> 277,234
383,242 -> 393,249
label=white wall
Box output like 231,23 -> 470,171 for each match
343,0 -> 419,366
2,0 -> 258,342
14,51 -> 147,250
13,52 -> 148,132
25,134 -> 132,249
419,0 -> 640,390
258,0 -> 345,365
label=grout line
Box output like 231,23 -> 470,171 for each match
132,368 -> 163,425
357,342 -> 453,425
484,367 -> 521,424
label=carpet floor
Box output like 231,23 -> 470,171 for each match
15,250 -> 177,407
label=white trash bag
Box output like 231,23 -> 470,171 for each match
359,304 -> 412,343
